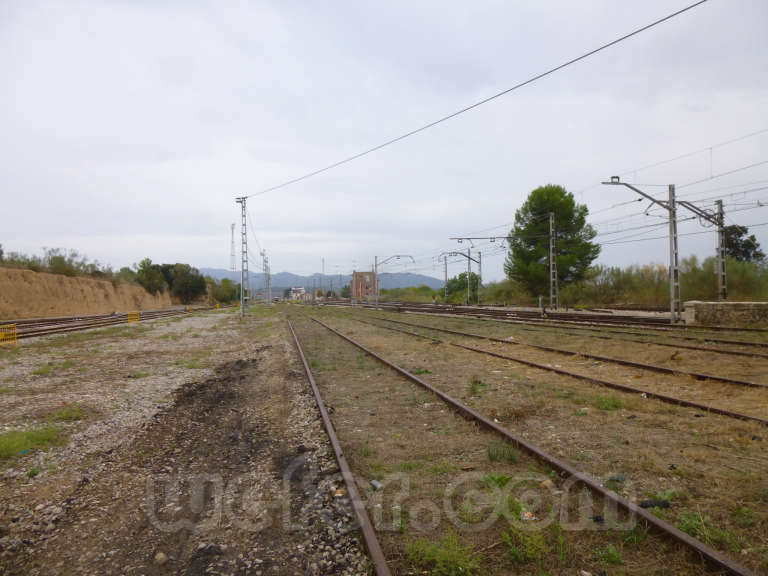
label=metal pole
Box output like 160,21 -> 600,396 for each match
549,212 -> 558,310
466,247 -> 471,306
230,223 -> 236,272
374,255 -> 378,309
668,185 -> 681,323
716,199 -> 727,301
236,197 -> 248,319
477,251 -> 482,306
443,256 -> 448,300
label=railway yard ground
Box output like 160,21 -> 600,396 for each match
0,303 -> 767,575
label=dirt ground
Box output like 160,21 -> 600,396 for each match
0,308 -> 368,575
312,306 -> 768,574
290,315 -> 714,576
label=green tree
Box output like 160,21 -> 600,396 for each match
504,184 -> 599,296
340,284 -> 351,298
169,263 -> 207,304
115,266 -> 137,283
445,272 -> 479,304
283,288 -> 292,299
211,277 -> 240,303
135,258 -> 167,294
724,225 -> 765,263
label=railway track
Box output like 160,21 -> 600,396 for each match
359,314 -> 766,389
1,306 -> 228,342
287,320 -> 391,576
331,300 -> 768,336
352,315 -> 768,427
291,314 -> 757,575
328,301 -> 768,351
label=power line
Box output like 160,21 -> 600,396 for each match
613,127 -> 768,180
602,219 -> 768,246
679,159 -> 768,189
244,0 -> 709,199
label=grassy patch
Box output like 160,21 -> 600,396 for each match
398,460 -> 424,472
128,371 -> 151,379
732,506 -> 755,527
61,359 -> 73,369
482,473 -> 511,489
0,388 -> 10,395
0,425 -> 64,461
27,466 -> 40,478
487,441 -> 518,463
595,395 -> 623,411
596,543 -> 623,564
623,523 -> 648,545
429,462 -> 456,475
503,525 -> 548,565
677,508 -> 741,552
180,359 -> 204,369
406,532 -> 480,576
411,368 -> 432,375
32,362 -> 55,376
468,375 -> 489,397
47,404 -> 84,422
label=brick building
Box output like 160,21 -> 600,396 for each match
350,271 -> 378,300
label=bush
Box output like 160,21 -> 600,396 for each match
210,277 -> 240,303
135,258 -> 167,295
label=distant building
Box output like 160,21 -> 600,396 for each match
351,271 -> 378,300
290,287 -> 306,301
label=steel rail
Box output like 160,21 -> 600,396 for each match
467,316 -> 768,359
364,315 -> 767,389
333,302 -> 768,350
11,306 -> 228,341
309,316 -> 755,576
469,314 -> 768,350
286,320 -> 391,576
333,301 -> 768,335
351,317 -> 768,427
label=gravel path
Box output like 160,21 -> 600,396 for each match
0,311 -> 369,575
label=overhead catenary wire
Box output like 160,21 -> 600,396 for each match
242,0 -> 709,199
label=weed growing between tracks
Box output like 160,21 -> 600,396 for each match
294,314 -> 719,575
314,307 -> 768,573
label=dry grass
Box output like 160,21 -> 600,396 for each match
313,307 -> 768,573
296,312 -> 721,575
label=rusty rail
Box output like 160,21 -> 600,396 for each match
366,315 -> 766,389
310,316 -> 756,576
11,306 -> 230,341
353,317 -> 768,428
287,320 -> 391,576
328,301 -> 768,349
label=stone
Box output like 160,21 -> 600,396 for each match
154,551 -> 168,566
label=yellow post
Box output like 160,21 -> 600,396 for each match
216,303 -> 220,309
0,324 -> 18,347
126,312 -> 140,323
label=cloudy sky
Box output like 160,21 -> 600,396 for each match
2,0 -> 767,282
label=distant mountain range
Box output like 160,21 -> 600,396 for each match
199,268 -> 443,292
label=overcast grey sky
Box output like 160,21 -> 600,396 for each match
2,0 -> 767,282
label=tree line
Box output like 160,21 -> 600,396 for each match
0,246 -> 240,305
379,184 -> 766,306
